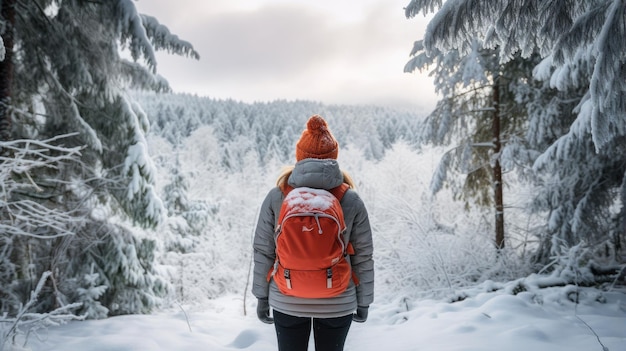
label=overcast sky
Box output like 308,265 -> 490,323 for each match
135,0 -> 437,112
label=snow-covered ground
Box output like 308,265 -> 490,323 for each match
22,283 -> 626,351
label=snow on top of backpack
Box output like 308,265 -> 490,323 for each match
284,187 -> 336,212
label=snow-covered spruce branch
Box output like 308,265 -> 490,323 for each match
0,135 -> 83,187
534,242 -> 623,288
2,133 -> 82,147
0,272 -> 84,351
430,141 -> 497,195
1,135 -> 84,240
0,134 -> 83,171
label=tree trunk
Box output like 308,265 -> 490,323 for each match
492,72 -> 505,249
614,173 -> 626,263
0,0 -> 16,144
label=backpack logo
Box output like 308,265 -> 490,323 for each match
270,184 -> 353,298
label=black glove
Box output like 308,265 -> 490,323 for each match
256,298 -> 274,324
352,306 -> 368,323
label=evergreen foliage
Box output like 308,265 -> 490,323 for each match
405,37 -> 545,249
405,0 -> 625,266
0,0 -> 198,318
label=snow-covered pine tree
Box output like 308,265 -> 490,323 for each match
405,0 -> 625,266
0,137 -> 82,318
161,157 -> 209,254
0,0 -> 198,317
405,37 -> 543,249
75,265 -> 109,319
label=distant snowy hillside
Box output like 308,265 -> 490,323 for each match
133,91 -> 425,163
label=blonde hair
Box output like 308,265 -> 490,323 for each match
276,165 -> 355,192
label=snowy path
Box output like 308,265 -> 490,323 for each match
24,289 -> 626,351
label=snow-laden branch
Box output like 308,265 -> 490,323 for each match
408,0 -> 626,151
1,272 -> 84,350
0,200 -> 79,238
116,0 -> 158,70
1,135 -> 84,240
0,135 -> 83,173
115,0 -> 200,72
140,15 -> 200,60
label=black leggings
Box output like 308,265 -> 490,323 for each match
273,310 -> 352,351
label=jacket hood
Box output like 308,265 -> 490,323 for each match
288,158 -> 343,190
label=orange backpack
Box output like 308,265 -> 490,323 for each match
269,184 -> 355,298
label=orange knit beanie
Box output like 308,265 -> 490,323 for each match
296,115 -> 339,161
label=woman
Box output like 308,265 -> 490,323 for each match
252,114 -> 374,351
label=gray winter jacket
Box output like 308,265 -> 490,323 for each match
252,158 -> 374,318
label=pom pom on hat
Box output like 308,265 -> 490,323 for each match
296,115 -> 339,161
306,115 -> 328,132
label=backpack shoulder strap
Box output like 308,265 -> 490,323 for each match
329,183 -> 350,201
281,185 -> 294,196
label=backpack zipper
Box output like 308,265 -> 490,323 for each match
279,212 -> 346,252
314,214 -> 323,234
